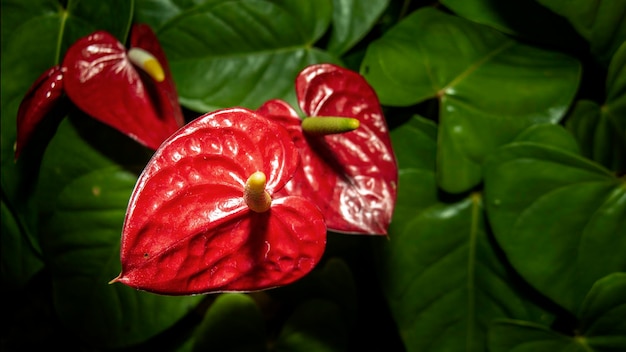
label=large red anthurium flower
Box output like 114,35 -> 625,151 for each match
62,23 -> 184,150
257,64 -> 398,235
110,108 -> 327,295
15,24 -> 183,158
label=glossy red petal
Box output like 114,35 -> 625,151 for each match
129,23 -> 185,128
62,30 -> 181,150
115,108 -> 325,295
260,64 -> 398,235
15,65 -> 67,159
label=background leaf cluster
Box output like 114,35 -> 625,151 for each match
1,0 -> 624,351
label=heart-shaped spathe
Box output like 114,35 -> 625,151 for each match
112,108 -> 326,295
258,64 -> 398,235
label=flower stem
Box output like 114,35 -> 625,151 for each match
301,117 -> 360,136
244,171 -> 272,213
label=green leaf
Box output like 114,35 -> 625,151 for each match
326,0 -> 389,55
0,0 -> 59,52
315,258 -> 358,327
578,273 -> 626,349
36,115 -> 151,216
134,0 -> 213,30
361,7 -> 581,193
268,257 -> 358,330
42,166 -> 202,349
514,123 -> 580,154
489,273 -> 626,352
537,0 -> 626,65
274,299 -> 347,352
489,320 -> 590,352
376,116 -> 551,352
440,0 -> 584,51
567,100 -> 626,173
192,293 -> 266,352
157,0 -> 340,112
1,198 -> 44,290
484,143 -> 626,313
567,42 -> 626,173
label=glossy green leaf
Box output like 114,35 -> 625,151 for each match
270,257 -> 358,330
579,273 -> 626,348
567,100 -> 626,173
606,42 -> 626,110
376,116 -> 551,352
32,113 -> 185,349
537,0 -> 626,65
327,0 -> 389,55
441,0 -> 583,50
315,258 -> 358,327
157,0 -> 340,112
0,199 -> 43,289
274,299 -> 347,352
191,293 -> 266,352
36,115 -> 150,216
41,166 -> 202,349
361,7 -> 581,193
489,320 -> 590,352
489,273 -> 626,351
0,0 -> 59,51
514,123 -> 580,154
134,0 -> 221,30
567,42 -> 626,173
484,143 -> 626,313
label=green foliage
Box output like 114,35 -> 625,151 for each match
1,0 -> 624,351
361,8 -> 581,193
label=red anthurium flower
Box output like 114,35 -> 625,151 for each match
257,64 -> 398,235
15,24 -> 183,158
111,108 -> 327,295
15,65 -> 66,159
63,24 -> 184,150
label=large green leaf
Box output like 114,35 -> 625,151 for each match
376,116 -> 551,352
42,166 -> 202,349
441,0 -> 583,50
32,113 -> 165,348
489,273 -> 626,351
484,142 -> 626,313
489,320 -> 591,352
191,293 -> 266,352
537,0 -> 626,65
156,0 -> 340,112
567,100 -> 626,174
273,299 -> 347,352
190,258 -> 356,352
567,42 -> 626,173
513,123 -> 580,154
134,0 -> 215,30
578,272 -> 626,348
361,7 -> 581,193
0,0 -> 59,51
326,0 -> 389,56
0,198 -> 44,289
36,114 -> 152,216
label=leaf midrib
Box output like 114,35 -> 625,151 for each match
439,41 -> 515,97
